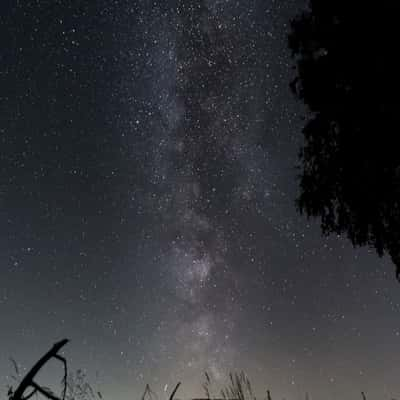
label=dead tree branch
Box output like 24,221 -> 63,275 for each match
361,392 -> 366,400
169,383 -> 181,400
11,339 -> 69,400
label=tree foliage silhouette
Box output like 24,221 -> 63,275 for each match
289,2 -> 400,279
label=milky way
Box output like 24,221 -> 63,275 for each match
1,2 -> 400,400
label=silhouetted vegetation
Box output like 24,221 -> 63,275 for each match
6,341 -> 102,400
65,369 -> 101,400
201,371 -> 256,400
5,340 -> 376,400
5,341 -> 267,400
8,339 -> 69,400
289,2 -> 400,279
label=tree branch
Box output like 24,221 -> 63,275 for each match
12,339 -> 69,400
21,389 -> 37,400
169,383 -> 181,400
30,383 -> 60,400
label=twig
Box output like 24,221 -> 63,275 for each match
169,383 -> 181,400
54,355 -> 68,400
12,339 -> 69,400
31,382 -> 60,400
361,392 -> 366,400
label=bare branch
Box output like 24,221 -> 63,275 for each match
361,392 -> 367,400
10,358 -> 20,377
30,382 -> 60,400
12,339 -> 69,400
21,389 -> 37,400
169,383 -> 181,400
54,355 -> 68,400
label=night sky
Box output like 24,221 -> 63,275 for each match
1,2 -> 400,400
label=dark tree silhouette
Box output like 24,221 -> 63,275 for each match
289,2 -> 400,280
